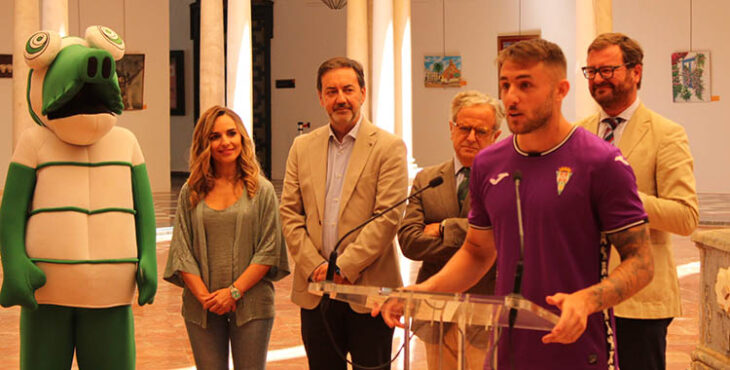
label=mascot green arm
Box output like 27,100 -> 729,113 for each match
132,163 -> 157,305
0,162 -> 46,309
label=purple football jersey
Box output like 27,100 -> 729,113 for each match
469,126 -> 647,370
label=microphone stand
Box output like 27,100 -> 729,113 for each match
508,171 -> 525,330
324,176 -> 444,282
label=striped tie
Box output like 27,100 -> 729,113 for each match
458,167 -> 470,211
602,117 -> 624,144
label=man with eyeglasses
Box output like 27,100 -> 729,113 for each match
398,90 -> 502,370
576,33 -> 698,370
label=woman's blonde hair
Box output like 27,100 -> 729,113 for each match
188,105 -> 260,207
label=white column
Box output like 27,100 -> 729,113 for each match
346,0 -> 369,118
226,0 -> 253,136
13,0 -> 40,147
200,0 -> 225,112
41,0 -> 68,36
370,0 -> 394,134
575,0 -> 600,120
594,0 -> 613,35
393,0 -> 417,174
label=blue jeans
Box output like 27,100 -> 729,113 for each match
185,312 -> 273,370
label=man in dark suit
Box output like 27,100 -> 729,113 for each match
398,90 -> 503,370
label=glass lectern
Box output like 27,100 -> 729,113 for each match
309,282 -> 559,370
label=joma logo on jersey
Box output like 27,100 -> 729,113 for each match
489,172 -> 509,185
556,166 -> 573,195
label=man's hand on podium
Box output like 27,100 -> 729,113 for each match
371,283 -> 430,328
541,289 -> 592,344
310,262 -> 352,284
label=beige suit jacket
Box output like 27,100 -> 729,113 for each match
576,103 -> 698,318
398,160 -> 495,294
280,118 -> 408,313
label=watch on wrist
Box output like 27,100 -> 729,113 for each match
229,285 -> 242,301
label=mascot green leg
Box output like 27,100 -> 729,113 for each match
21,305 -> 135,370
20,305 -> 75,369
75,305 -> 135,369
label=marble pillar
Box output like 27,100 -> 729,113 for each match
370,0 -> 394,134
227,0 -> 253,136
346,0 -> 369,118
200,0 -> 225,111
575,0 -> 600,121
41,0 -> 68,36
393,0 -> 417,175
13,0 -> 40,147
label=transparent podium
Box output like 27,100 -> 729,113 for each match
309,282 -> 559,370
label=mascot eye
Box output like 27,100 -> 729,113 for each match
24,30 -> 62,69
85,25 -> 125,60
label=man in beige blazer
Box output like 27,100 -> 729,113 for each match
280,57 -> 408,370
398,90 -> 502,370
576,33 -> 699,370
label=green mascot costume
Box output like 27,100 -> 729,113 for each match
0,26 -> 156,370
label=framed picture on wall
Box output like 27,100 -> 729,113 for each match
0,54 -> 12,78
497,33 -> 541,52
497,33 -> 541,95
424,55 -> 463,88
170,50 -> 185,115
116,54 -> 145,110
672,50 -> 711,103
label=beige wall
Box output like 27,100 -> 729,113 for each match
269,0 -> 347,180
613,0 -> 730,192
1,0 -> 728,193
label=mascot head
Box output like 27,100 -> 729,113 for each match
25,26 -> 125,145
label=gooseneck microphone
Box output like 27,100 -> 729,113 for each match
324,176 -> 444,282
509,170 -> 525,330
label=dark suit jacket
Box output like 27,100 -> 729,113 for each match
398,159 -> 495,295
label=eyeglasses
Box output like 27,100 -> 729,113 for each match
451,121 -> 492,139
581,64 -> 632,80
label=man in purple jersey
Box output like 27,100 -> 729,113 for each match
375,38 -> 654,370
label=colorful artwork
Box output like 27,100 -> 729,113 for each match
672,51 -> 711,103
424,55 -> 462,88
116,54 -> 145,110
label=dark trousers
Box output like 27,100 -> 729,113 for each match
301,300 -> 394,370
615,317 -> 673,370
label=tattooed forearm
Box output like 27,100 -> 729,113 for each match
608,223 -> 650,261
586,224 -> 654,312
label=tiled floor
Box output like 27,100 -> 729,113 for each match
0,178 -> 720,369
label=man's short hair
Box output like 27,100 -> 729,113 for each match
588,32 -> 644,88
497,38 -> 567,79
316,57 -> 366,91
450,90 -> 504,132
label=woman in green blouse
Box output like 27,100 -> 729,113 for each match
164,105 -> 289,370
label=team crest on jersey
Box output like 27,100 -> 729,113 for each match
556,166 -> 573,195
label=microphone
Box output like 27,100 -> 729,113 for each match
509,170 -> 525,329
325,176 -> 444,282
